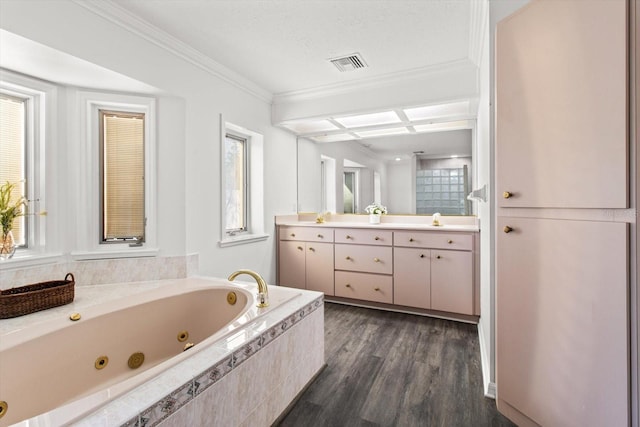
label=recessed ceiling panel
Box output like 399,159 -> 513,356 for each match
312,134 -> 357,143
334,111 -> 401,128
413,120 -> 471,133
404,101 -> 470,121
281,120 -> 339,134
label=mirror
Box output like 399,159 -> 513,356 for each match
296,128 -> 475,215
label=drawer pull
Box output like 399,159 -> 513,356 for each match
409,238 -> 414,242
436,255 -> 442,259
374,287 -> 380,291
345,256 -> 352,260
447,239 -> 453,244
345,283 -> 351,288
308,247 -> 315,252
317,234 -> 323,238
503,226 -> 513,233
374,236 -> 380,241
503,191 -> 513,199
297,246 -> 303,251
420,254 -> 425,258
346,235 -> 353,239
373,257 -> 380,262
290,233 -> 295,237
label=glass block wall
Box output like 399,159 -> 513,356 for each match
416,166 -> 469,215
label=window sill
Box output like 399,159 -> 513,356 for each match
71,247 -> 160,261
219,233 -> 269,248
0,253 -> 64,270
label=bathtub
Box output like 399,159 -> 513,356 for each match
0,276 -> 320,427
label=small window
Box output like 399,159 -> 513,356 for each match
99,110 -> 145,243
224,133 -> 248,235
0,94 -> 27,246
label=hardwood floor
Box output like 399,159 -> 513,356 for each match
275,303 -> 515,427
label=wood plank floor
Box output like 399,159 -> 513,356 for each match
275,303 -> 515,427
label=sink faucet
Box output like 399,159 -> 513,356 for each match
228,269 -> 269,308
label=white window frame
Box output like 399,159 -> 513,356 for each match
72,90 -> 157,260
219,117 -> 268,247
0,70 -> 58,267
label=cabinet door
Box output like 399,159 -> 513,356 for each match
496,0 -> 627,208
278,241 -> 306,289
430,250 -> 473,315
497,217 -> 627,427
306,242 -> 335,296
393,247 -> 430,309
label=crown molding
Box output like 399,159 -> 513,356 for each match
273,58 -> 475,105
72,0 -> 273,103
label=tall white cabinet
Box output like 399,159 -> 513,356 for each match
495,1 -> 631,426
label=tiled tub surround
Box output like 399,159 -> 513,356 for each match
0,254 -> 199,290
0,277 -> 324,427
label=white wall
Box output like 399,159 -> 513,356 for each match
0,0 -> 298,283
386,161 -> 413,213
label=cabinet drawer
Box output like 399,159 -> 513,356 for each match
335,271 -> 393,304
335,228 -> 392,246
279,226 -> 334,242
335,244 -> 393,274
394,231 -> 473,251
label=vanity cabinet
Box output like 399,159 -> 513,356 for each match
334,228 -> 393,304
276,223 -> 478,321
394,231 -> 474,315
278,227 -> 335,296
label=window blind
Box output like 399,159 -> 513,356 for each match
100,110 -> 145,241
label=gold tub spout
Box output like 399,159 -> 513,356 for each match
228,269 -> 269,308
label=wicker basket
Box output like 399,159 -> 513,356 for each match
0,273 -> 75,319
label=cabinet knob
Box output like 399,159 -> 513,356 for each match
447,239 -> 453,244
345,256 -> 352,260
374,287 -> 380,291
503,226 -> 513,233
297,246 -> 303,251
290,233 -> 296,237
420,254 -> 425,258
317,234 -> 323,238
345,283 -> 351,288
308,247 -> 315,252
374,236 -> 380,241
503,191 -> 513,199
346,235 -> 352,239
373,257 -> 380,262
436,255 -> 442,259
409,238 -> 414,242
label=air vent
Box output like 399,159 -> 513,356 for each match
329,53 -> 368,72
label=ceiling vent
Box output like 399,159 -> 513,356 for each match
329,53 -> 368,72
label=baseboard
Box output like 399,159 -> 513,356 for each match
477,321 -> 496,398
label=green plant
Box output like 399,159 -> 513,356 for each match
0,181 -> 27,236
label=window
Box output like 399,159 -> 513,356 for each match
0,94 -> 27,246
219,119 -> 267,247
74,91 -> 156,259
224,133 -> 247,235
100,110 -> 145,243
0,71 -> 53,262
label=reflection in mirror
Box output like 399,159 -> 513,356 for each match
297,128 -> 475,215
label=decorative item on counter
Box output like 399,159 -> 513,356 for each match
0,180 -> 47,260
315,211 -> 331,224
0,273 -> 75,318
432,212 -> 442,226
365,202 -> 387,224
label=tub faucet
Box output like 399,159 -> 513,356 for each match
228,269 -> 269,308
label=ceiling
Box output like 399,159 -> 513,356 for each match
104,0 -> 483,160
109,0 -> 477,96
